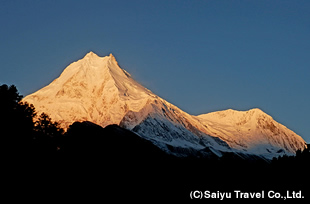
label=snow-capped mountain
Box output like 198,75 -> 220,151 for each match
24,52 -> 156,129
23,52 -> 306,158
196,109 -> 306,158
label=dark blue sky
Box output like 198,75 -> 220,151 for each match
1,0 -> 309,142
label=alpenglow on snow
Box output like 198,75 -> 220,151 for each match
23,51 -> 307,159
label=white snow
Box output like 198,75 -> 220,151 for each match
23,52 -> 307,158
24,52 -> 155,129
196,108 -> 306,155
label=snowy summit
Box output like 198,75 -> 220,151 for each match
23,52 -> 307,159
24,52 -> 155,128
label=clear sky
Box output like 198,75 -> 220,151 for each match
1,0 -> 309,142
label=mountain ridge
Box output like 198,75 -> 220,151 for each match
24,52 -> 156,128
196,108 -> 304,157
23,51 -> 306,159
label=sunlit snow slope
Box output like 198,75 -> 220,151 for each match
196,109 -> 306,158
24,52 -> 156,128
23,52 -> 306,158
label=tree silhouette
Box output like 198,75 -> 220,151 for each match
0,84 -> 36,156
34,113 -> 63,137
32,112 -> 64,156
271,143 -> 310,175
0,84 -> 63,158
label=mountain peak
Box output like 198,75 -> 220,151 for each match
23,51 -> 155,129
197,108 -> 269,122
84,51 -> 99,58
23,51 -> 306,159
82,52 -> 118,67
83,51 -> 116,60
249,108 -> 264,114
108,53 -> 118,65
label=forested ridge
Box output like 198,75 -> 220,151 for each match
1,84 -> 309,201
